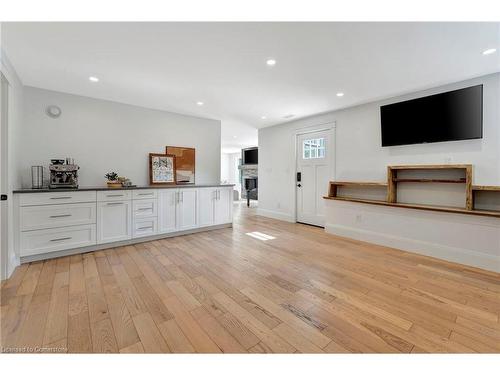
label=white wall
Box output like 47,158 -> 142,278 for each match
258,73 -> 500,271
20,87 -> 221,188
259,73 -> 500,220
221,151 -> 241,193
220,152 -> 230,183
0,49 -> 24,279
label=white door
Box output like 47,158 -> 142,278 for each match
176,189 -> 197,230
158,189 -> 177,233
0,73 -> 9,280
214,188 -> 232,224
97,201 -> 132,243
296,130 -> 331,227
198,188 -> 216,227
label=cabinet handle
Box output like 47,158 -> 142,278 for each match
138,193 -> 153,196
106,194 -> 124,197
50,196 -> 72,200
107,202 -> 124,206
49,214 -> 72,218
137,207 -> 151,211
181,191 -> 184,202
217,190 -> 220,200
137,226 -> 153,230
50,237 -> 72,242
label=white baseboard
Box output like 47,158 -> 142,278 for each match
257,208 -> 295,223
325,223 -> 500,273
6,254 -> 20,280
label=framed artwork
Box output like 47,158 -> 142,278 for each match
149,153 -> 176,185
165,146 -> 195,184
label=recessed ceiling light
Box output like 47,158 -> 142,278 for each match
233,135 -> 237,139
483,48 -> 497,55
89,76 -> 99,82
196,101 -> 204,106
266,59 -> 277,66
336,92 -> 344,97
261,116 -> 267,120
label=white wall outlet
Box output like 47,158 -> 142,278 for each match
355,214 -> 362,223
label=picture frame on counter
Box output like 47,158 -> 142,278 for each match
149,153 -> 176,185
166,146 -> 195,184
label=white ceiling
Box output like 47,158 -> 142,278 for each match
2,22 -> 500,152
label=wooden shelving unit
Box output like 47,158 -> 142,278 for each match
324,164 -> 500,218
328,181 -> 387,198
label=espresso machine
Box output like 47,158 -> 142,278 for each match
49,158 -> 79,189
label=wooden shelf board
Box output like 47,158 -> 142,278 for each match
323,196 -> 500,218
472,185 -> 500,192
393,178 -> 466,184
329,181 -> 387,187
388,164 -> 472,170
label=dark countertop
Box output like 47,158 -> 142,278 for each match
13,184 -> 235,194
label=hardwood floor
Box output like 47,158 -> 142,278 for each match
1,202 -> 500,353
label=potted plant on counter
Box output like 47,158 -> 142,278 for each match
105,172 -> 121,188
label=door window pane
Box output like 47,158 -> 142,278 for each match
302,137 -> 325,159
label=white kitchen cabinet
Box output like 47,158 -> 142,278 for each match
133,217 -> 158,238
214,187 -> 233,224
20,190 -> 96,206
176,189 -> 197,230
97,200 -> 132,244
20,224 -> 96,257
20,202 -> 96,231
198,187 -> 232,226
197,188 -> 216,227
15,185 -> 232,261
158,189 -> 177,233
132,199 -> 157,218
158,188 -> 198,232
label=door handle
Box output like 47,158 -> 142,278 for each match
297,184 -> 302,187
50,237 -> 72,242
1,194 -> 7,201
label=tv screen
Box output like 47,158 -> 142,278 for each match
380,85 -> 483,147
242,147 -> 258,165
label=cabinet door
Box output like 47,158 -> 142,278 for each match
214,188 -> 233,224
158,189 -> 177,233
97,201 -> 132,244
176,189 -> 197,230
197,188 -> 216,227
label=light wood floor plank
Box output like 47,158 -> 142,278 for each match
2,203 -> 499,353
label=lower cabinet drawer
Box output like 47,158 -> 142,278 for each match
133,199 -> 157,218
19,191 -> 97,206
20,202 -> 96,231
132,217 -> 158,238
20,224 -> 96,257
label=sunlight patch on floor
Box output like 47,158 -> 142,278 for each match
245,231 -> 276,241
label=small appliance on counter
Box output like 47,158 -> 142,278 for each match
31,166 -> 44,189
49,158 -> 79,189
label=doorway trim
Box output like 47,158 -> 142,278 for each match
0,72 -> 9,281
293,121 -> 336,224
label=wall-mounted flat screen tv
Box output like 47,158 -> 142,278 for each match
242,147 -> 258,165
380,85 -> 483,147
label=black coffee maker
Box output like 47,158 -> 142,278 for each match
49,158 -> 79,189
